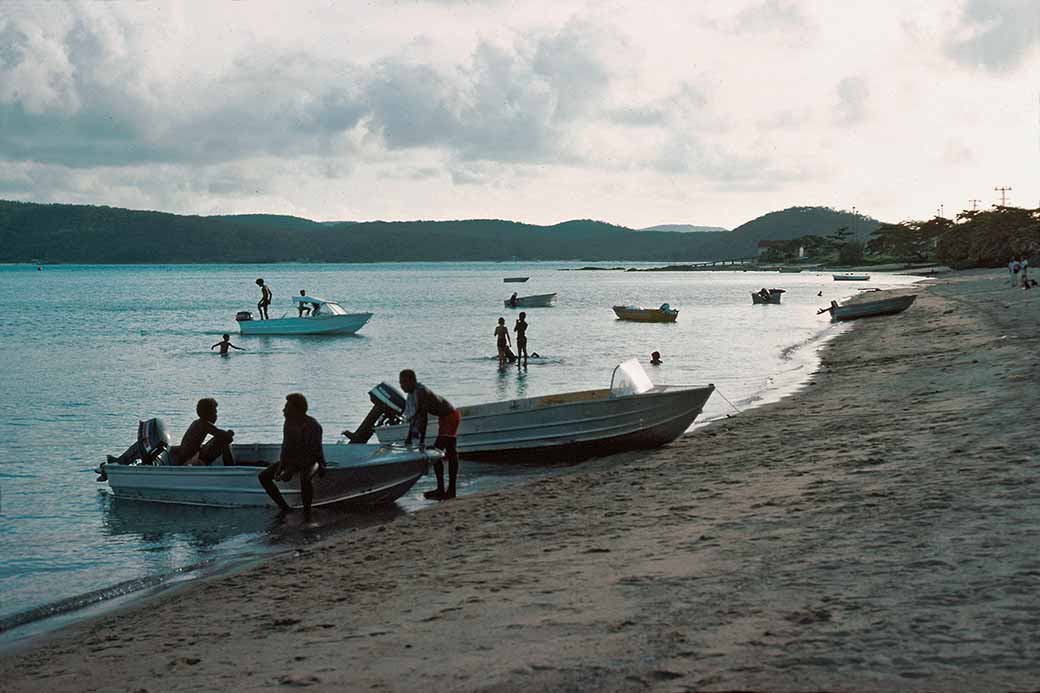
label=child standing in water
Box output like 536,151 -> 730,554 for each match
211,334 -> 245,355
514,312 -> 529,368
494,317 -> 511,367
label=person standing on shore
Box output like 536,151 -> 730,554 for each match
495,317 -> 511,367
258,393 -> 326,518
1009,258 -> 1019,287
514,312 -> 529,368
256,278 -> 273,319
400,369 -> 461,501
1021,258 -> 1030,286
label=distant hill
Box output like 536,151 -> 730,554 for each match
640,224 -> 729,233
0,200 -> 882,263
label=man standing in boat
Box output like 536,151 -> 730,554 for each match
399,369 -> 460,501
256,278 -> 273,320
178,398 -> 236,466
258,393 -> 327,518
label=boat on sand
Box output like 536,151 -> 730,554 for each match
504,293 -> 557,308
778,267 -> 803,273
99,421 -> 438,508
833,273 -> 871,281
613,304 -> 678,322
236,296 -> 372,335
374,360 -> 714,462
819,294 -> 916,321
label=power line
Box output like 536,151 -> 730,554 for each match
994,183 -> 1010,204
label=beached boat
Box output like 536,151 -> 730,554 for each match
613,304 -> 679,322
236,296 -> 372,335
504,293 -> 557,308
823,294 -> 916,322
503,277 -> 529,283
751,288 -> 785,305
99,435 -> 438,508
833,273 -> 871,281
374,360 -> 714,461
778,267 -> 803,273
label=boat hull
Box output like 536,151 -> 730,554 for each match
832,274 -> 870,281
238,312 -> 373,335
612,306 -> 679,322
778,268 -> 803,273
503,277 -> 529,283
504,293 -> 557,308
751,292 -> 782,304
833,295 -> 916,321
376,385 -> 714,462
103,443 -> 436,508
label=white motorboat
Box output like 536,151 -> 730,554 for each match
237,296 -> 373,335
832,273 -> 871,281
374,360 -> 714,462
99,421 -> 438,508
504,292 -> 557,308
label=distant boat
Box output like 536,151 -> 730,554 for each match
821,295 -> 916,321
778,267 -> 803,273
504,293 -> 557,308
503,277 -> 529,283
751,288 -> 785,305
375,360 -> 715,461
833,273 -> 870,281
613,304 -> 679,322
237,296 -> 372,335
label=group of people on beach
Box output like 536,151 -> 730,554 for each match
1008,257 -> 1036,289
174,369 -> 461,518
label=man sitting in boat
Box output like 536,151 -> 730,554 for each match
509,292 -> 518,308
400,369 -> 460,501
297,290 -> 311,317
258,393 -> 327,518
177,398 -> 236,466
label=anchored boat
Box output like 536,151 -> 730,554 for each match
373,360 -> 714,462
833,273 -> 871,281
503,277 -> 530,283
237,296 -> 372,335
613,304 -> 679,322
751,288 -> 785,305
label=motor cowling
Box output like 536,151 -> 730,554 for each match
101,418 -> 172,479
345,382 -> 407,444
236,311 -> 253,322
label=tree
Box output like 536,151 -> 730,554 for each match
838,240 -> 864,265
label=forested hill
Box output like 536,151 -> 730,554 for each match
0,200 -> 878,263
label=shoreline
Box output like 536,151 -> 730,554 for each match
5,268 -> 1037,691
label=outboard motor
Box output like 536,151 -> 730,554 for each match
98,418 -> 172,481
345,382 -> 407,444
235,311 -> 253,322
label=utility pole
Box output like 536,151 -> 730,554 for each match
969,199 -> 982,211
995,186 -> 1012,206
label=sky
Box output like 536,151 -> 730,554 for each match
0,1 -> 1038,229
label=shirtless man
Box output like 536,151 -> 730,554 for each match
400,369 -> 460,501
258,393 -> 327,518
256,278 -> 273,320
514,312 -> 529,368
211,333 -> 245,355
177,398 -> 235,466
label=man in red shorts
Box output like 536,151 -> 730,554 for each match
399,369 -> 461,501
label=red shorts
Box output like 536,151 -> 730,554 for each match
437,409 -> 461,438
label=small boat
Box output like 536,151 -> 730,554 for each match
504,293 -> 557,308
237,296 -> 372,335
613,304 -> 678,322
778,267 -> 803,273
833,273 -> 871,281
820,294 -> 916,321
98,420 -> 438,508
751,288 -> 785,305
374,360 -> 714,461
503,277 -> 530,283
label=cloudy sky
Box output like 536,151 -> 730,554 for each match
1,1 -> 1037,228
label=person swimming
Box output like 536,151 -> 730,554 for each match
650,351 -> 662,365
211,333 -> 245,355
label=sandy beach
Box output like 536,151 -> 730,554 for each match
3,268 -> 1038,692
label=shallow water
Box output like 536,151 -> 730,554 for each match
0,262 -> 919,635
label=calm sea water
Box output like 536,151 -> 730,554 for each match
0,262 -> 920,637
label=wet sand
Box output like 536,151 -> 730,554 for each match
3,269 -> 1038,692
